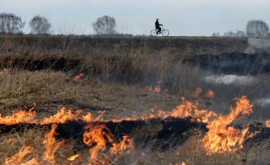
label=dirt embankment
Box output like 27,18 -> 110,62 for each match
0,35 -> 248,56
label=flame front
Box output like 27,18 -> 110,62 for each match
0,109 -> 36,125
110,136 -> 134,154
5,146 -> 38,165
1,95 -> 262,164
43,124 -> 64,162
40,108 -> 82,125
83,124 -> 113,161
202,96 -> 253,154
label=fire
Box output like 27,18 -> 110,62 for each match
6,138 -> 16,143
83,124 -> 113,161
205,89 -> 214,98
0,109 -> 36,125
170,163 -> 186,165
110,136 -> 134,154
40,108 -> 83,125
68,154 -> 79,161
83,124 -> 134,163
266,120 -> 270,128
191,87 -> 202,98
145,81 -> 162,93
0,68 -> 9,74
74,73 -> 85,81
202,96 -> 254,154
169,98 -> 217,123
5,146 -> 38,165
146,85 -> 161,93
43,124 -> 64,162
1,95 -> 263,163
143,97 -> 217,123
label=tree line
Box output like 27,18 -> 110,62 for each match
1,12 -> 269,37
0,13 -> 117,35
212,20 -> 270,38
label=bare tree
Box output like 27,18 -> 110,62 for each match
92,15 -> 117,35
0,13 -> 25,34
247,20 -> 269,38
236,31 -> 245,37
212,33 -> 220,37
224,31 -> 236,37
29,16 -> 51,34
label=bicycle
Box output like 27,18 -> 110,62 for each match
150,25 -> 169,37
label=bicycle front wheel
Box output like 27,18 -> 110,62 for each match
162,29 -> 169,37
150,29 -> 157,36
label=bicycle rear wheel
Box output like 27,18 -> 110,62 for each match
162,29 -> 169,37
150,29 -> 157,36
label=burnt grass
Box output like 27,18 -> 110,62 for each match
0,117 -> 207,151
183,51 -> 270,75
0,35 -> 253,84
2,35 -> 270,78
1,118 -> 269,152
1,35 -> 270,160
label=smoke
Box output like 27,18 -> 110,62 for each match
248,38 -> 270,49
205,75 -> 256,85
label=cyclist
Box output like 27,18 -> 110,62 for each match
155,19 -> 163,34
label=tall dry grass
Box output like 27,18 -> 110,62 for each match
0,35 -> 269,165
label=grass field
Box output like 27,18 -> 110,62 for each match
0,35 -> 269,165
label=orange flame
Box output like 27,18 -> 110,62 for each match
266,120 -> 270,128
0,68 -> 9,74
202,96 -> 254,154
0,110 -> 36,125
83,124 -> 113,161
2,94 -> 261,162
145,85 -> 161,93
5,146 -> 38,165
191,87 -> 202,98
43,124 -> 64,162
170,163 -> 186,165
142,98 -> 217,123
205,89 -> 214,98
6,138 -> 16,143
110,136 -> 134,154
145,81 -> 162,93
74,73 -> 85,81
40,108 -> 82,125
68,154 -> 79,161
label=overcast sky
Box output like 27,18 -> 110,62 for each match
0,0 -> 269,36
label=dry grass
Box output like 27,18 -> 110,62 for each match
0,70 -> 183,119
0,35 -> 269,165
1,126 -> 269,165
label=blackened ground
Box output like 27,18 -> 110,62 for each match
0,117 -> 207,151
183,51 -> 270,75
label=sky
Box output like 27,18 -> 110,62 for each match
0,0 -> 269,36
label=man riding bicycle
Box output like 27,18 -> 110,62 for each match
155,19 -> 163,34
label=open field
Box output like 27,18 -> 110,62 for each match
0,35 -> 270,165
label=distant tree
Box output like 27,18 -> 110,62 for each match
246,20 -> 269,38
212,33 -> 220,37
236,31 -> 245,37
224,31 -> 236,37
223,30 -> 245,38
29,16 -> 51,34
92,15 -> 117,35
0,13 -> 25,34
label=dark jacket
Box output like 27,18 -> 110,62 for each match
155,20 -> 160,28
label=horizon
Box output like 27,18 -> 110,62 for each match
0,0 -> 269,36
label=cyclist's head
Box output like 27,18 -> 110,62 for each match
156,18 -> 159,21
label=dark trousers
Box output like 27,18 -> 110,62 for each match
156,27 -> 161,33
